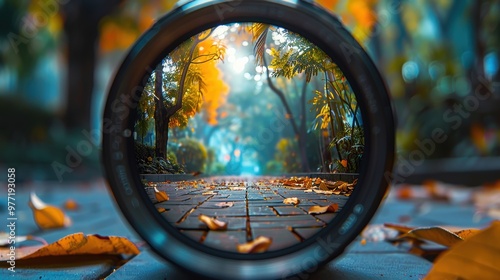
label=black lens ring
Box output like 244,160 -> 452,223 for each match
102,1 -> 394,279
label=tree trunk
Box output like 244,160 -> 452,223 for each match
61,0 -> 122,131
154,63 -> 168,159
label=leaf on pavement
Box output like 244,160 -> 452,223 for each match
202,191 -> 217,196
198,214 -> 227,230
308,203 -> 338,214
29,192 -> 72,230
425,221 -> 500,280
0,232 -> 139,261
283,197 -> 300,205
215,202 -> 234,208
154,187 -> 169,202
399,227 -> 464,247
384,223 -> 415,234
237,236 -> 272,253
157,207 -> 167,213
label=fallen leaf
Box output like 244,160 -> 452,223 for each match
283,197 -> 300,205
0,232 -> 139,261
29,192 -> 72,230
319,181 -> 329,191
425,221 -> 500,280
453,228 -> 479,240
230,187 -> 246,191
313,189 -> 333,195
157,207 -> 167,213
384,223 -> 416,234
154,187 -> 169,202
215,202 -> 234,208
400,227 -> 463,247
237,236 -> 272,253
198,214 -> 227,230
308,203 -> 339,214
63,199 -> 79,211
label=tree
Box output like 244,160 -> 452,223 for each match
138,29 -> 228,159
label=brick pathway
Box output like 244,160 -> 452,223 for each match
146,176 -> 351,252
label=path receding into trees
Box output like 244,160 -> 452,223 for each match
146,176 -> 352,251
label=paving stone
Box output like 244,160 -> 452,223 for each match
294,227 -> 325,240
160,206 -> 194,222
175,216 -> 247,231
179,229 -> 206,242
197,201 -> 245,209
314,213 -> 337,223
203,230 -> 248,252
193,206 -> 247,217
250,215 -> 325,228
248,206 -> 276,216
251,228 -> 301,251
273,206 -> 308,215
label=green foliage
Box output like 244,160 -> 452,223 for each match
274,138 -> 301,173
265,160 -> 283,175
330,125 -> 364,173
174,138 -> 208,172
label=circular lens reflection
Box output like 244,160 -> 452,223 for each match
135,23 -> 363,253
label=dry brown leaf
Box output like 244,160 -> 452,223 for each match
400,227 -> 463,247
215,202 -> 234,208
319,181 -> 328,191
63,199 -> 79,211
304,189 -> 313,193
308,203 -> 339,214
384,223 -> 415,234
0,232 -> 139,261
313,189 -> 333,195
453,228 -> 481,240
29,192 -> 72,230
154,187 -> 169,202
237,236 -> 272,253
198,214 -> 228,230
425,221 -> 500,280
283,197 -> 300,205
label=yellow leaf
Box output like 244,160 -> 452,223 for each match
157,207 -> 167,213
0,233 -> 139,261
198,214 -> 227,231
400,227 -> 463,247
308,203 -> 339,214
237,236 -> 272,253
283,197 -> 300,205
425,221 -> 500,280
29,193 -> 71,230
154,187 -> 169,202
0,233 -> 47,247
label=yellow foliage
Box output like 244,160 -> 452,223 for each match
195,38 -> 230,125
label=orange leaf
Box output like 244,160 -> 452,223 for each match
425,221 -> 500,279
63,199 -> 79,211
154,187 -> 169,202
0,233 -> 139,261
308,203 -> 339,214
283,197 -> 300,205
29,192 -> 71,230
400,227 -> 464,247
157,207 -> 167,213
237,236 -> 272,253
198,214 -> 227,231
340,159 -> 348,168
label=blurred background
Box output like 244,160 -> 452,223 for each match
1,0 -> 499,184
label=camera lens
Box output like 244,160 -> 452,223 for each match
102,1 -> 394,279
